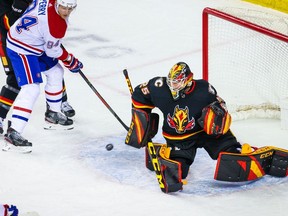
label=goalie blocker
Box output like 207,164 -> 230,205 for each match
125,108 -> 159,148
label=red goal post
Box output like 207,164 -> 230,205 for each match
202,7 -> 288,125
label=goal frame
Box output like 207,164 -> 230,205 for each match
202,7 -> 288,81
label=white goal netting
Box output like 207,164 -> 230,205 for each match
203,7 -> 288,126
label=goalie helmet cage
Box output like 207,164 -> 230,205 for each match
202,7 -> 288,126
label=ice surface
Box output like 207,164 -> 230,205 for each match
0,0 -> 287,215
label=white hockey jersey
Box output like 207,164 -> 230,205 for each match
7,0 -> 69,61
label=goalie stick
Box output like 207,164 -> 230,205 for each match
123,69 -> 133,94
79,70 -> 129,131
123,69 -> 176,193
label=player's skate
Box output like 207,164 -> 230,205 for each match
61,101 -> 75,117
2,127 -> 32,153
44,109 -> 74,130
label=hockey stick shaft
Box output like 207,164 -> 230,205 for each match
123,69 -> 133,95
79,70 -> 129,131
123,71 -> 157,173
122,70 -> 173,192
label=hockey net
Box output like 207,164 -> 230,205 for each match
202,7 -> 288,124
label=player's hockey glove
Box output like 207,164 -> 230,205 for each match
62,54 -> 83,73
2,204 -> 19,216
198,100 -> 231,135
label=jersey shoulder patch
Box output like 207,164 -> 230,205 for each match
47,2 -> 67,38
151,77 -> 165,88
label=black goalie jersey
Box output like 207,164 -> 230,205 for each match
132,76 -> 219,143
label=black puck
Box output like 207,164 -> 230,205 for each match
105,143 -> 114,151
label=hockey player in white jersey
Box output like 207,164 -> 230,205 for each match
3,0 -> 83,153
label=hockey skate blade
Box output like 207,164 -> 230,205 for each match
2,142 -> 32,153
43,121 -> 74,130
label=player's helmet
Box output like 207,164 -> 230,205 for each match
56,0 -> 77,8
167,62 -> 193,100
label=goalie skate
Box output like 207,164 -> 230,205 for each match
2,128 -> 32,153
44,109 -> 74,130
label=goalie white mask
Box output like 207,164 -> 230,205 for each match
167,62 -> 193,100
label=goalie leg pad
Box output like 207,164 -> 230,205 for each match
267,147 -> 288,177
214,146 -> 288,182
147,142 -> 183,193
158,158 -> 183,193
125,108 -> 159,149
145,143 -> 165,171
156,144 -> 183,193
214,151 -> 266,182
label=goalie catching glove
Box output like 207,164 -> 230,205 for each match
198,100 -> 231,135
